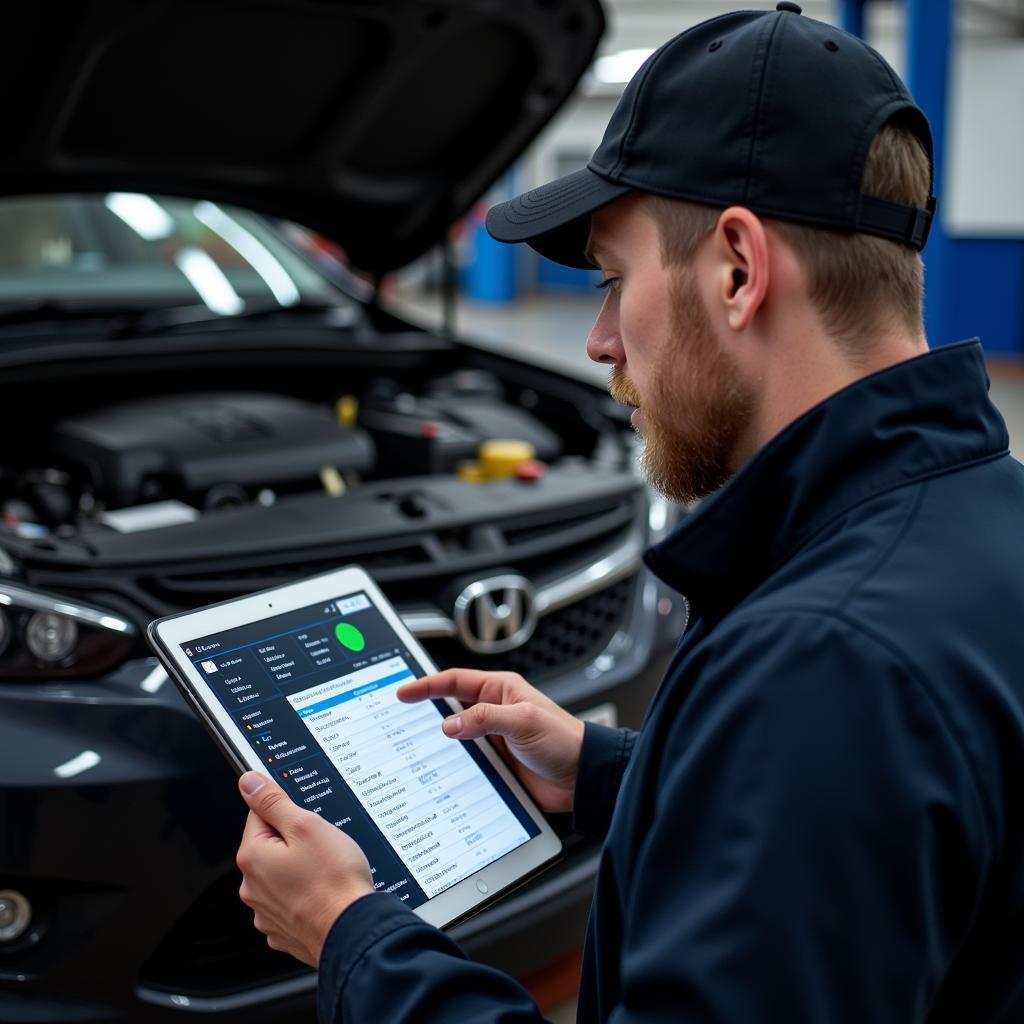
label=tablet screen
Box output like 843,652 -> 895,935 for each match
179,590 -> 540,907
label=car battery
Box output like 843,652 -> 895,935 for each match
359,395 -> 562,477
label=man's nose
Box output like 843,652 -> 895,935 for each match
585,300 -> 625,366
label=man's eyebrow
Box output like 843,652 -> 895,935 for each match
584,237 -> 606,267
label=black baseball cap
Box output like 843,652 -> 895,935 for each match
486,2 -> 936,269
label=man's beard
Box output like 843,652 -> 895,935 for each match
609,270 -> 756,504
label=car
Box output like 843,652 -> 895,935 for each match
0,2 -> 684,1021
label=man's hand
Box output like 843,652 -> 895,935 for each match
397,669 -> 586,814
235,773 -> 375,968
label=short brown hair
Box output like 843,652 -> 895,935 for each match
640,121 -> 931,351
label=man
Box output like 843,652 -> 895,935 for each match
234,4 -> 1024,1021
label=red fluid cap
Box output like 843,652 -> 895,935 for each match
515,460 -> 547,482
420,421 -> 440,439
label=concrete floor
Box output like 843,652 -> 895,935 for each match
390,287 -> 1024,1023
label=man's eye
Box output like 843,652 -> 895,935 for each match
595,277 -> 620,291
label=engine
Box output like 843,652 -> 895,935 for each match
52,392 -> 376,513
0,375 -> 565,538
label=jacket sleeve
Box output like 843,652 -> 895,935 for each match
572,722 -> 639,840
605,610 -> 992,1023
317,890 -> 548,1024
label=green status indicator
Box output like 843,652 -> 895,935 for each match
335,621 -> 366,652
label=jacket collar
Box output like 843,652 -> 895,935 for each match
644,340 -> 1009,615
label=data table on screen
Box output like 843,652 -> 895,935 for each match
287,654 -> 531,895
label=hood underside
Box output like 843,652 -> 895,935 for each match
2,0 -> 603,274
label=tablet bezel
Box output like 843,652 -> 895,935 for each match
147,563 -> 563,930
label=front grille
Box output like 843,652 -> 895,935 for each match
422,576 -> 636,681
500,500 -> 629,547
139,870 -> 311,997
138,541 -> 432,606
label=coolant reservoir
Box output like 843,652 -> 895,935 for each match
477,440 -> 536,479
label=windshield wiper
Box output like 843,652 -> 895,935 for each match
0,297 -> 359,339
106,299 -> 359,338
0,299 -> 144,329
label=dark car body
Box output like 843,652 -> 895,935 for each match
0,2 -> 683,1020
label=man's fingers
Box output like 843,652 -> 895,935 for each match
394,678 -> 428,702
238,772 -> 303,840
443,701 -> 540,743
397,668 -> 510,706
397,668 -> 487,704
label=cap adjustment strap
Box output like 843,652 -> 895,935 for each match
857,194 -> 937,251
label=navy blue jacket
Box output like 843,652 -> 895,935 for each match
318,340 -> 1024,1023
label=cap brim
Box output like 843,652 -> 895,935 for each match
485,167 -> 631,269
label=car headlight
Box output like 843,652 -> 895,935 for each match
0,582 -> 135,679
26,611 -> 79,662
0,890 -> 32,943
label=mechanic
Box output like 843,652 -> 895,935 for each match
233,5 -> 1024,1022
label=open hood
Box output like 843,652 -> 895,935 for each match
2,0 -> 603,274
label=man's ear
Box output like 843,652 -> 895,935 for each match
711,207 -> 769,332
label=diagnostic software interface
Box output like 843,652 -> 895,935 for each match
181,591 -> 539,907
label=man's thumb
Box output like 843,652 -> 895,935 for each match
239,772 -> 299,834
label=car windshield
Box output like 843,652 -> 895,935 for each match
0,193 -> 348,315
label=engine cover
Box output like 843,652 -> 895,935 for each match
52,392 -> 375,508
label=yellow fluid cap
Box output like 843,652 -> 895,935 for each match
478,439 -> 536,479
457,461 -> 485,483
335,395 -> 358,427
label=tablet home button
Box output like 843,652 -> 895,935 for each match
476,879 -> 489,894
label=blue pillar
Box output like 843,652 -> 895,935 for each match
466,170 -> 522,302
838,0 -> 865,39
905,0 -> 955,345
466,222 -> 518,302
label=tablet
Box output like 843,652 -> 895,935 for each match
146,565 -> 563,930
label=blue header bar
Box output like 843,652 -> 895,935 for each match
296,668 -> 414,718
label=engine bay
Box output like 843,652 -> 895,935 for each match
0,365 -> 621,543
